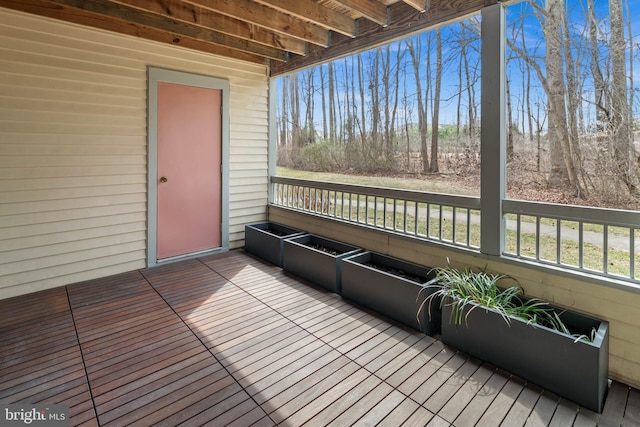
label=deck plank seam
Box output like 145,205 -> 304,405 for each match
64,285 -> 100,426
140,261 -> 278,426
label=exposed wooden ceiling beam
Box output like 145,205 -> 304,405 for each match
271,0 -> 499,76
110,0 -> 307,56
253,0 -> 356,38
16,0 -> 289,61
402,0 -> 429,12
332,0 -> 388,27
0,0 -> 267,64
183,0 -> 330,47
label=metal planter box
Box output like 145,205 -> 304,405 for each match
341,252 -> 440,335
441,299 -> 609,413
282,235 -> 362,293
244,222 -> 305,267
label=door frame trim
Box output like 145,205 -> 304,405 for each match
147,67 -> 230,267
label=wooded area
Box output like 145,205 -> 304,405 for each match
276,0 -> 640,209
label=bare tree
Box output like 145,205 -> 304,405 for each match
429,28 -> 442,173
389,42 -> 403,157
328,62 -> 336,144
320,65 -> 327,140
562,1 -> 586,194
508,1 -> 582,194
289,73 -> 301,158
406,35 -> 429,173
610,0 -> 638,195
280,75 -> 289,148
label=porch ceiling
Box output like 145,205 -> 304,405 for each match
0,0 -> 499,75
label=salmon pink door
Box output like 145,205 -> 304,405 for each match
156,82 -> 222,259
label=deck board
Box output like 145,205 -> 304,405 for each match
1,251 -> 638,426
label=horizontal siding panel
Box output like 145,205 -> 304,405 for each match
229,124 -> 268,135
2,241 -> 146,278
0,120 -> 145,136
231,206 -> 267,219
231,193 -> 268,204
0,183 -> 145,203
610,355 -> 640,387
2,221 -> 146,252
0,108 -> 144,127
1,231 -> 146,265
0,175 -> 145,192
0,144 -> 146,156
0,59 -> 141,88
0,260 -> 145,300
0,202 -> 146,228
0,47 -> 143,80
2,249 -> 147,289
1,155 -> 146,168
0,165 -> 147,180
0,72 -> 145,98
0,132 -> 144,146
231,198 -> 269,211
0,96 -> 142,117
1,28 -> 144,70
0,193 -> 146,218
0,84 -> 144,108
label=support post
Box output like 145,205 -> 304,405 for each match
268,77 -> 278,205
480,3 -> 506,256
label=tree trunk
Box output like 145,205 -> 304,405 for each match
358,53 -> 367,150
290,73 -> 301,158
429,29 -> 442,173
320,65 -> 327,141
506,75 -> 514,160
588,0 -> 609,130
328,63 -> 336,144
562,4 -> 586,194
544,0 -> 582,194
390,42 -> 402,158
610,0 -> 637,195
406,36 -> 428,173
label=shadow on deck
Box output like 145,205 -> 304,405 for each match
1,251 -> 638,426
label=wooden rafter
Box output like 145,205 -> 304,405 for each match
253,0 -> 356,37
402,0 -> 429,12
183,0 -> 330,47
110,0 -> 307,56
333,0 -> 388,26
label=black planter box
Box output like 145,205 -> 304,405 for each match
341,252 -> 440,335
244,222 -> 305,267
282,235 -> 362,293
441,299 -> 609,412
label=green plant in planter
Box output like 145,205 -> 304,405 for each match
418,262 -> 593,343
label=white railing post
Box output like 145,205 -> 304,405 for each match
480,3 -> 507,256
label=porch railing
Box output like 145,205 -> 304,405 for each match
503,200 -> 639,282
271,177 -> 482,251
270,176 -> 640,285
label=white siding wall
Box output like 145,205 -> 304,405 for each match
0,8 -> 269,299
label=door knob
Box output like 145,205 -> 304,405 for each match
160,176 -> 168,183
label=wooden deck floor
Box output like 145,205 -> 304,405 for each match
1,251 -> 638,426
